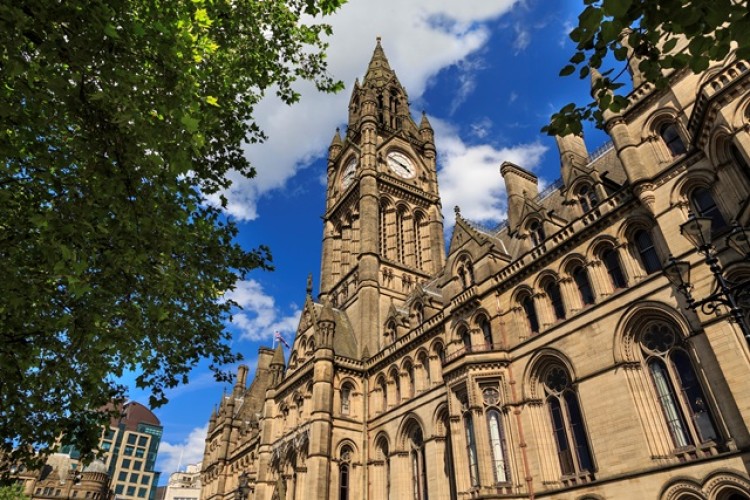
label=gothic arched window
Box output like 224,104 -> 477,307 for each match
390,368 -> 401,405
405,361 -> 416,399
460,327 -> 472,350
528,220 -> 546,247
379,200 -> 390,259
341,382 -> 353,416
577,185 -> 598,213
418,351 -> 431,389
339,446 -> 352,500
414,212 -> 425,270
483,386 -> 510,484
464,413 -> 480,487
660,122 -> 687,157
572,265 -> 595,305
479,316 -> 492,347
396,206 -> 407,264
409,426 -> 429,500
414,302 -> 425,325
377,438 -> 390,499
385,320 -> 396,344
691,187 -> 727,233
640,322 -> 719,448
602,247 -> 627,289
634,229 -> 662,274
544,280 -> 566,320
521,294 -> 539,334
378,376 -> 388,412
543,365 -> 594,476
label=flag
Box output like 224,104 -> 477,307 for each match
274,331 -> 290,348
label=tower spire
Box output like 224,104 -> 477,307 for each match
363,36 -> 396,88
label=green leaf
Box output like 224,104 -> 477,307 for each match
560,65 -> 576,76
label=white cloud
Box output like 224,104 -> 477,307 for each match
226,280 -> 301,341
508,91 -> 518,103
158,425 -> 207,475
433,117 -> 547,229
513,23 -> 531,54
449,58 -> 487,115
213,1 -> 520,220
469,117 -> 493,139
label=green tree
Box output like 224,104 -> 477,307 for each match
0,0 -> 343,467
0,484 -> 29,500
545,0 -> 750,136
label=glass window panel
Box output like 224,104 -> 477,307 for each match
548,397 -> 574,475
522,296 -> 539,333
692,188 -> 727,233
671,350 -> 719,442
573,267 -> 595,305
488,410 -> 509,483
648,359 -> 691,448
564,391 -> 594,472
603,249 -> 627,289
546,282 -> 566,320
464,415 -> 479,487
635,230 -> 661,273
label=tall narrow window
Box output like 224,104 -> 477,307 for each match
521,295 -> 540,334
461,328 -> 472,350
406,362 -> 416,399
577,185 -> 598,213
572,266 -> 595,305
378,377 -> 388,412
486,406 -> 510,483
414,303 -> 424,325
479,317 -> 492,347
380,201 -> 389,259
409,426 -> 429,500
543,366 -> 594,477
392,369 -> 401,405
418,351 -> 431,389
602,248 -> 627,289
396,207 -> 405,264
528,220 -> 546,246
341,383 -> 352,416
641,322 -> 719,449
545,281 -> 566,320
660,123 -> 687,156
339,447 -> 352,500
442,413 -> 457,500
414,213 -> 424,270
464,414 -> 479,487
691,187 -> 727,233
379,440 -> 391,500
634,229 -> 662,273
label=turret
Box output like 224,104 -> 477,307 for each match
233,364 -> 248,398
419,111 -> 434,146
316,301 -> 336,350
328,128 -> 343,161
270,344 -> 285,385
555,133 -> 588,188
501,161 -> 539,230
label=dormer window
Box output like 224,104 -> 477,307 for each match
528,220 -> 546,247
660,123 -> 686,157
457,256 -> 475,288
414,303 -> 424,325
577,185 -> 598,213
385,320 -> 397,343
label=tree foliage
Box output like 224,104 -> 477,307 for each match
545,0 -> 750,136
0,484 -> 29,500
0,0 -> 344,467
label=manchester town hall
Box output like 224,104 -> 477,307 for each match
201,38 -> 750,500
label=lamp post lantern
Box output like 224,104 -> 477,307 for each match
663,213 -> 750,345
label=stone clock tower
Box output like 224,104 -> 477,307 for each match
319,38 -> 446,357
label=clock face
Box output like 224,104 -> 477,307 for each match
341,157 -> 357,189
386,151 -> 415,179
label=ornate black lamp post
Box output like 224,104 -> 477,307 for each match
663,213 -> 750,345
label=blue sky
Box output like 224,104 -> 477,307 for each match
128,0 -> 623,480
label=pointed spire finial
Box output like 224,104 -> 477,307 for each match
454,205 -> 461,217
306,273 -> 313,295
